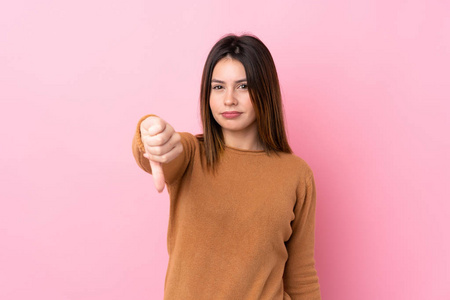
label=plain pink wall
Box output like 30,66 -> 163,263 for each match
1,0 -> 449,299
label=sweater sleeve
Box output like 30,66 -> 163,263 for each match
283,172 -> 321,299
131,115 -> 195,185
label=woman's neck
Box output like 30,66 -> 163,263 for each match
222,129 -> 263,151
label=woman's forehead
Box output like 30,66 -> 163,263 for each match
212,57 -> 246,81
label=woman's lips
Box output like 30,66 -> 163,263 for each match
221,111 -> 242,119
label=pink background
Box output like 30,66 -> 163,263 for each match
1,0 -> 449,299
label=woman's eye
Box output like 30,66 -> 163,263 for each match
238,84 -> 248,89
212,85 -> 223,90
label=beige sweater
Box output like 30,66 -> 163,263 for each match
132,116 -> 321,299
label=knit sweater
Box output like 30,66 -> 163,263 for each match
132,116 -> 321,300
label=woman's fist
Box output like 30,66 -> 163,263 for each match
140,116 -> 183,192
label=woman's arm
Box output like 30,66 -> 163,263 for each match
283,172 -> 321,299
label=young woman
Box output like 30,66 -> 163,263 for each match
132,34 -> 321,299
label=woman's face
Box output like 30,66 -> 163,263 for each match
209,57 -> 257,141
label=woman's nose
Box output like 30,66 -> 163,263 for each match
224,90 -> 238,106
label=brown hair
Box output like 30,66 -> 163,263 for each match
198,34 -> 292,169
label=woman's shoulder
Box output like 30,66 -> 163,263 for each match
275,151 -> 314,179
175,132 -> 207,159
177,132 -> 204,148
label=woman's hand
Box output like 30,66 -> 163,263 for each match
140,116 -> 183,193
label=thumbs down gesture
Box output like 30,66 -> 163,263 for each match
140,116 -> 183,193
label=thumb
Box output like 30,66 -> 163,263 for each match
149,159 -> 165,193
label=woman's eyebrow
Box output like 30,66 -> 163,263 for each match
211,79 -> 247,84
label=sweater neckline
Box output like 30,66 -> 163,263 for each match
224,145 -> 267,155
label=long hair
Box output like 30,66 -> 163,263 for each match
198,34 -> 292,169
